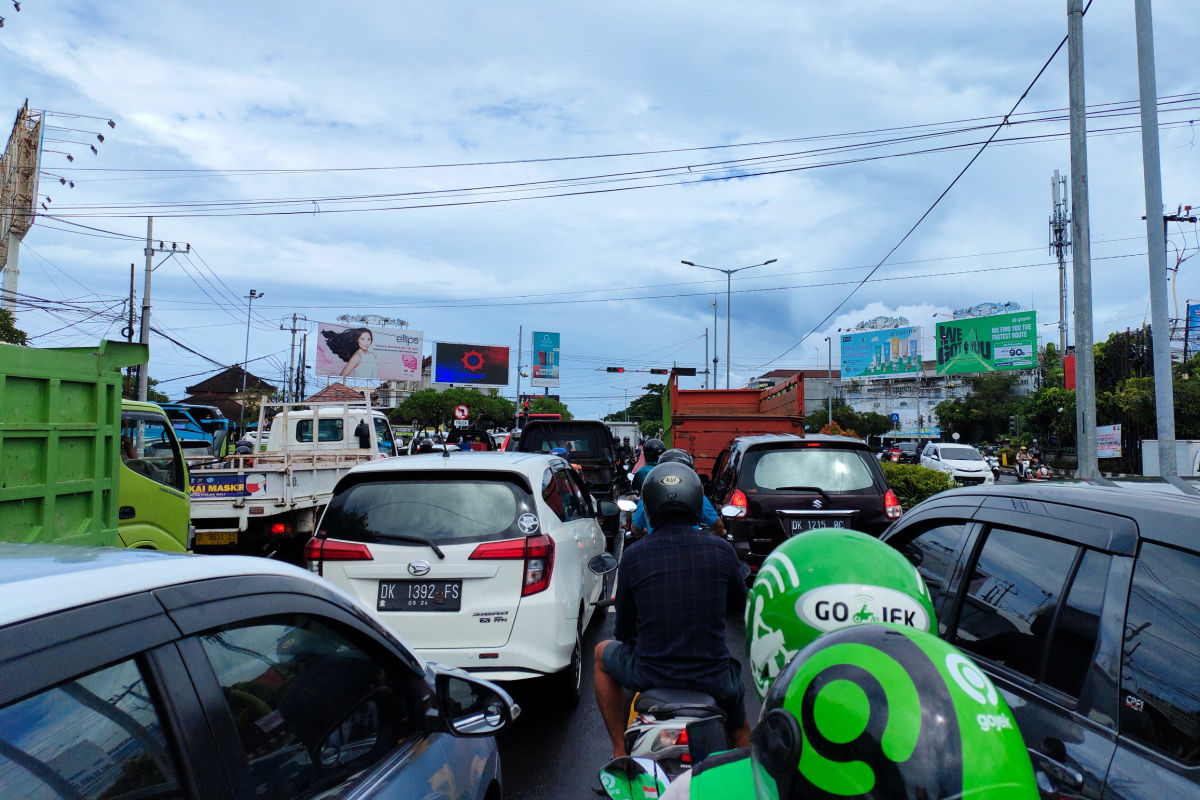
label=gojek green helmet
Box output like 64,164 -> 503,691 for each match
750,624 -> 1038,800
746,528 -> 935,701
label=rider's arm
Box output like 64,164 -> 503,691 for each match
613,560 -> 637,642
700,497 -> 725,537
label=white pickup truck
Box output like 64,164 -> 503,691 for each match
189,399 -> 399,561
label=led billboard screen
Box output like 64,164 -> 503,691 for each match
433,342 -> 511,386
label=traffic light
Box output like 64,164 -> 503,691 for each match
674,367 -> 697,377
649,368 -> 669,375
606,367 -> 625,373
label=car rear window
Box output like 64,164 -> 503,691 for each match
742,446 -> 879,493
519,425 -> 610,459
938,445 -> 983,461
321,473 -> 532,544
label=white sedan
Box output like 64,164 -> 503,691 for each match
306,452 -> 614,704
919,442 -> 996,486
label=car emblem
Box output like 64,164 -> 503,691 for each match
407,560 -> 431,577
660,475 -> 684,486
518,513 -> 540,534
812,498 -> 824,509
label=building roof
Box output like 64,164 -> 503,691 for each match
185,365 -> 276,395
305,382 -> 372,403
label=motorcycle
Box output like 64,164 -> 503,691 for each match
617,496 -> 640,542
984,454 -> 1000,480
1017,457 -> 1051,481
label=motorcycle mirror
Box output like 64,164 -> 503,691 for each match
617,499 -> 638,512
626,472 -> 636,482
597,756 -> 672,800
721,505 -> 747,519
588,552 -> 619,575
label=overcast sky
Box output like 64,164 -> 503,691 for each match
2,1 -> 1197,419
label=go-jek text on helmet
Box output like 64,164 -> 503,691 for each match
641,438 -> 666,464
641,462 -> 703,528
656,448 -> 695,468
750,624 -> 1038,800
746,528 -> 935,701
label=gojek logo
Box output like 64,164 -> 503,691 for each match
795,584 -> 931,635
944,652 -> 1015,733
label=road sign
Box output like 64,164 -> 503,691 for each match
890,413 -> 901,423
952,432 -> 961,441
453,419 -> 470,428
454,405 -> 469,420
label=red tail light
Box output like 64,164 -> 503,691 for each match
884,489 -> 903,519
470,533 -> 555,596
269,521 -> 292,536
728,489 -> 749,510
304,536 -> 373,576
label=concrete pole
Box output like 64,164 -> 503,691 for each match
136,217 -> 153,402
515,325 -> 523,428
712,300 -> 719,386
1134,0 -> 1180,481
1,236 -> 19,312
1067,0 -> 1100,479
726,272 -> 732,390
703,327 -> 708,390
826,336 -> 833,426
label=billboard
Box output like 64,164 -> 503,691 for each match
531,331 -> 561,388
1188,303 -> 1200,353
935,311 -> 1037,376
315,322 -> 423,381
1097,424 -> 1122,459
433,342 -> 511,386
840,326 -> 923,379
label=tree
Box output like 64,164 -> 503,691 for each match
605,384 -> 666,429
528,396 -> 572,420
853,411 -> 895,442
1017,386 -> 1075,450
392,387 -> 515,428
146,377 -> 170,404
933,373 -> 1021,443
0,309 -> 27,345
1040,342 -> 1064,389
804,399 -> 854,433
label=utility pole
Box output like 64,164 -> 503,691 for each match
1067,0 -> 1100,480
711,300 -> 719,387
136,216 -> 190,401
825,336 -> 833,426
703,327 -> 709,389
515,325 -> 523,429
125,263 -> 135,398
297,333 -> 308,401
1049,170 -> 1071,356
280,314 -> 308,402
1134,0 -> 1194,493
239,289 -> 263,431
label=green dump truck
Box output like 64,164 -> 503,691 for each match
0,340 -> 192,550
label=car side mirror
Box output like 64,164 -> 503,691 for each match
434,668 -> 520,737
588,552 -> 619,575
616,498 -> 638,513
597,500 -> 620,518
929,454 -> 939,461
721,505 -> 747,519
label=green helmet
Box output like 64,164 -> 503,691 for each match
750,624 -> 1038,799
746,528 -> 935,701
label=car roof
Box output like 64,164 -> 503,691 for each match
729,433 -> 869,450
350,450 -> 559,476
0,544 -> 329,629
907,482 -> 1200,551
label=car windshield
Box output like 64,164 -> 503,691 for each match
898,442 -> 917,452
744,447 -> 877,493
520,425 -> 609,459
939,445 -> 983,461
322,474 -> 528,544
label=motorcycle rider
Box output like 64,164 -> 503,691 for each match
653,528 -> 1037,799
631,438 -> 667,492
631,448 -> 725,538
1015,444 -> 1031,478
594,461 -> 751,759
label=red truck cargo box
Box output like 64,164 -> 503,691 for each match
663,373 -> 805,477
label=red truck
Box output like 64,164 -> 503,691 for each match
661,373 -> 805,478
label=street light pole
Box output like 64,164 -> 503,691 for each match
239,289 -> 263,431
682,258 -> 777,389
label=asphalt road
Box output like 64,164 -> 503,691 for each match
496,605 -> 759,800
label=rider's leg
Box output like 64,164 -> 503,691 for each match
594,640 -> 630,758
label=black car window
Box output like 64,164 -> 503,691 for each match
519,424 -> 610,460
898,523 -> 969,615
197,613 -> 419,800
1121,542 -> 1200,764
0,657 -> 182,798
297,418 -> 345,443
742,447 -> 877,493
556,469 -> 588,521
954,527 -> 1078,682
1043,548 -> 1110,697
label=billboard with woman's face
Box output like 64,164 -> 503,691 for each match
315,322 -> 423,381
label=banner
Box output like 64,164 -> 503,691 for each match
315,322 -> 423,381
433,342 -> 511,386
1188,303 -> 1200,353
531,331 -> 561,388
1097,424 -> 1122,459
935,311 -> 1037,375
840,326 -> 923,379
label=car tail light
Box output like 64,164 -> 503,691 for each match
728,489 -> 749,511
884,489 -> 903,519
470,534 -> 556,596
304,536 -> 373,576
269,521 -> 292,536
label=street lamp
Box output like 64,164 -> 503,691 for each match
682,258 -> 777,389
239,289 -> 264,431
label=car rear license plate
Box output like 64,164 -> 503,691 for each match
195,530 -> 238,546
789,517 -> 848,534
377,580 -> 462,612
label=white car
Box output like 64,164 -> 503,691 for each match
306,452 -> 614,704
919,442 -> 996,486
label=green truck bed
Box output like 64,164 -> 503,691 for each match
0,341 -> 147,547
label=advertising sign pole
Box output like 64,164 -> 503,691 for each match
515,325 -> 522,429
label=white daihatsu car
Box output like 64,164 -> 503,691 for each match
919,442 -> 996,486
306,452 -> 614,703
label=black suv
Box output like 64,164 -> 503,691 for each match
895,440 -> 921,464
517,420 -> 620,546
881,483 -> 1200,798
708,434 -> 901,570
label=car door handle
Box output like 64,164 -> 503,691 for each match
1028,747 -> 1083,790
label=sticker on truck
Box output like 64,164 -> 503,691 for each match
189,473 -> 268,498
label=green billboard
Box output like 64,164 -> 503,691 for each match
934,311 -> 1037,375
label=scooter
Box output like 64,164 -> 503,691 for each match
617,496 -> 640,543
1017,458 -> 1051,481
985,453 -> 1000,480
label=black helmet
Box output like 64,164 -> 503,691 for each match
642,438 -> 666,463
641,462 -> 703,527
657,448 -> 694,469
